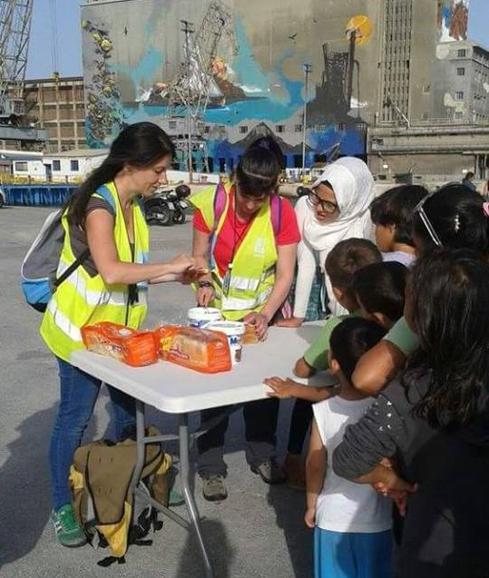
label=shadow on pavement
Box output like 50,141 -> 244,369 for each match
267,484 -> 313,578
0,403 -> 99,570
0,405 -> 55,569
175,518 -> 235,578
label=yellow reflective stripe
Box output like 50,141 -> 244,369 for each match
47,299 -> 82,342
57,262 -> 127,307
229,276 -> 260,292
221,286 -> 272,310
228,267 -> 275,292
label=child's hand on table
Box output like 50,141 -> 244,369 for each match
264,376 -> 301,398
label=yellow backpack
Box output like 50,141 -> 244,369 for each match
69,426 -> 172,566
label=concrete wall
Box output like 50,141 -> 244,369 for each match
369,151 -> 474,179
409,1 -> 439,122
80,0 -> 384,164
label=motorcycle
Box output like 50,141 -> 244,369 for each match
169,184 -> 191,224
144,183 -> 191,226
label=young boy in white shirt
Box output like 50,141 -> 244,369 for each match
306,317 -> 392,578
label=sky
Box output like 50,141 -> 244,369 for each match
25,0 -> 489,79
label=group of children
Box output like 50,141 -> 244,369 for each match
265,182 -> 489,578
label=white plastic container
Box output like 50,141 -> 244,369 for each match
187,307 -> 222,328
206,320 -> 246,365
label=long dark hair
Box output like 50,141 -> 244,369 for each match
408,249 -> 489,428
235,146 -> 281,197
67,122 -> 175,227
413,183 -> 489,255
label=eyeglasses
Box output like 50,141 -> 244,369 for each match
415,194 -> 442,247
307,190 -> 339,214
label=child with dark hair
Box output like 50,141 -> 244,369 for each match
265,238 -> 382,487
297,238 -> 384,377
370,185 -> 427,266
353,261 -> 408,330
334,249 -> 489,578
353,183 -> 489,396
305,318 -> 391,578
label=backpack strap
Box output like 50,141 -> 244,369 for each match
53,185 -> 117,290
53,248 -> 90,288
212,182 -> 227,232
94,184 -> 118,213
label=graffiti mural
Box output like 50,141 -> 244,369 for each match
81,1 -> 377,168
437,0 -> 470,42
82,19 -> 126,147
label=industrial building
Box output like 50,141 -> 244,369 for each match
22,76 -> 87,153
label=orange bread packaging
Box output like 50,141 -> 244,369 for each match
155,325 -> 232,373
81,322 -> 158,367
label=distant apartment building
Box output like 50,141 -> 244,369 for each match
432,40 -> 489,124
22,76 -> 87,153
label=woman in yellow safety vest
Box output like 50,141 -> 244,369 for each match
190,140 -> 300,502
41,122 -> 198,548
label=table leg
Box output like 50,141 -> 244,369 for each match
179,413 -> 213,578
129,399 -> 146,496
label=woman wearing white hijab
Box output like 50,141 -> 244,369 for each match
281,156 -> 375,323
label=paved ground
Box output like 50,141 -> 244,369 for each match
0,206 -> 312,578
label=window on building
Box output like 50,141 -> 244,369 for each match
70,160 -> 79,172
276,125 -> 285,133
169,120 -> 177,130
422,84 -> 430,94
52,160 -> 61,171
456,91 -> 464,100
458,49 -> 467,58
15,161 -> 28,172
239,125 -> 248,134
457,67 -> 465,76
294,124 -> 303,133
455,111 -> 464,120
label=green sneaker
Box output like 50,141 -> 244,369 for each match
51,504 -> 87,548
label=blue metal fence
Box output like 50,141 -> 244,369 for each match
2,184 -> 78,207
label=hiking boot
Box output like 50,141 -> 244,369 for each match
51,504 -> 87,548
201,475 -> 228,502
284,453 -> 306,490
251,459 -> 286,485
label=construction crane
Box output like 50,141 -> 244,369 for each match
165,0 -> 237,178
0,0 -> 33,122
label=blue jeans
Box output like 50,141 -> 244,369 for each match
49,357 -> 136,510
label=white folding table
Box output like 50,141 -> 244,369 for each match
71,324 -> 322,577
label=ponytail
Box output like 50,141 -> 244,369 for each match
67,159 -> 124,227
